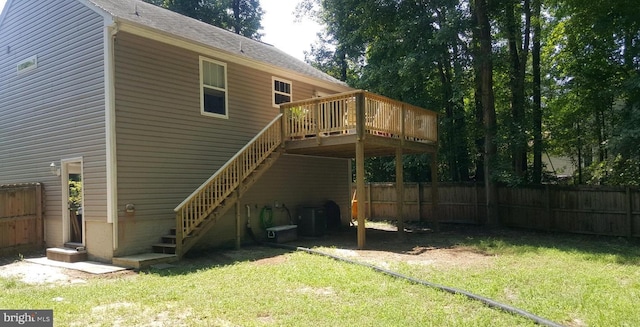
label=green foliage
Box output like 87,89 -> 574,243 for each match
143,0 -> 264,39
302,0 -> 639,187
68,180 -> 82,210
585,155 -> 640,186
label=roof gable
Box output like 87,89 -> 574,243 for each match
0,0 -> 14,28
85,0 -> 347,87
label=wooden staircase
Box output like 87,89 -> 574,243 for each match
152,115 -> 284,258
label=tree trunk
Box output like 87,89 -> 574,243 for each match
435,6 -> 470,182
232,0 -> 241,35
505,0 -> 530,178
532,0 -> 542,183
471,3 -> 485,183
474,0 -> 499,225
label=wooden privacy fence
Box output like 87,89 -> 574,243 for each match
0,183 -> 44,253
354,183 -> 640,238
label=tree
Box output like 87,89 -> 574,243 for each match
302,0 -> 640,190
472,0 -> 499,224
545,0 -> 639,185
144,0 -> 264,39
531,0 -> 543,183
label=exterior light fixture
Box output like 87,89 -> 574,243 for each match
50,162 -> 60,176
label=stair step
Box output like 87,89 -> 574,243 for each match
63,242 -> 85,250
152,243 -> 177,254
46,247 -> 88,263
113,253 -> 178,269
161,235 -> 177,244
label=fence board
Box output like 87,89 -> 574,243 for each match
353,183 -> 640,238
0,184 -> 44,253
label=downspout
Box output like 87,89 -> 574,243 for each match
104,20 -> 119,252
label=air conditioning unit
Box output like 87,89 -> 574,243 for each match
297,207 -> 326,237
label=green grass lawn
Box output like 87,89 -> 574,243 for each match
1,226 -> 639,326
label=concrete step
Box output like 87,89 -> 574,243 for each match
46,247 -> 88,263
112,253 -> 178,269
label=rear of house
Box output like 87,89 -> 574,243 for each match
0,0 -> 353,262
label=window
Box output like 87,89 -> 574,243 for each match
272,77 -> 292,107
16,56 -> 38,74
200,57 -> 228,118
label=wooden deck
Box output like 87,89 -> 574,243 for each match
281,90 -> 439,249
284,133 -> 437,158
280,90 -> 437,158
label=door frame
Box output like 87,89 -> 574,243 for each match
61,157 -> 84,245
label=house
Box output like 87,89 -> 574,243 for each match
0,0 -> 438,266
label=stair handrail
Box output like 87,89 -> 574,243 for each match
174,114 -> 283,244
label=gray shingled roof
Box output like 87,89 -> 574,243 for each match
86,0 -> 347,86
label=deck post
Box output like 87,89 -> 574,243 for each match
396,147 -> 405,238
235,193 -> 241,250
430,151 -> 440,232
356,141 -> 366,249
356,91 -> 367,249
175,212 -> 183,259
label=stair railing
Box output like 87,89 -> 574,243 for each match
174,114 -> 283,253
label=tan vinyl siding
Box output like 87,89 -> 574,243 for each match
0,0 -> 107,249
113,32 -> 351,255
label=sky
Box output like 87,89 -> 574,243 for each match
0,0 -> 321,61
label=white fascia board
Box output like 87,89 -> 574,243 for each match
115,21 -> 353,94
76,0 -> 114,21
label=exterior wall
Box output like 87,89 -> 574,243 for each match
0,0 -> 109,258
113,32 -> 351,255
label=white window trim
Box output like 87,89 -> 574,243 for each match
272,76 -> 292,108
200,56 -> 229,119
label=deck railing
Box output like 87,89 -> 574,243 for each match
174,114 -> 283,250
280,90 -> 438,143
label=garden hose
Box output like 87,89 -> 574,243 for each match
264,242 -> 565,327
260,206 -> 274,229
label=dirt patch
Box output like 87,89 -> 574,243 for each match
252,255 -> 288,266
0,260 -> 137,286
0,261 -> 91,285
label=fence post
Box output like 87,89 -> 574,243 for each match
474,183 -> 479,223
35,183 -> 44,246
367,183 -> 372,220
627,187 -> 633,237
546,184 -> 553,231
396,148 -> 404,237
417,183 -> 423,222
430,152 -> 439,231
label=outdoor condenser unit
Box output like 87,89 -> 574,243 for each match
297,207 -> 326,237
